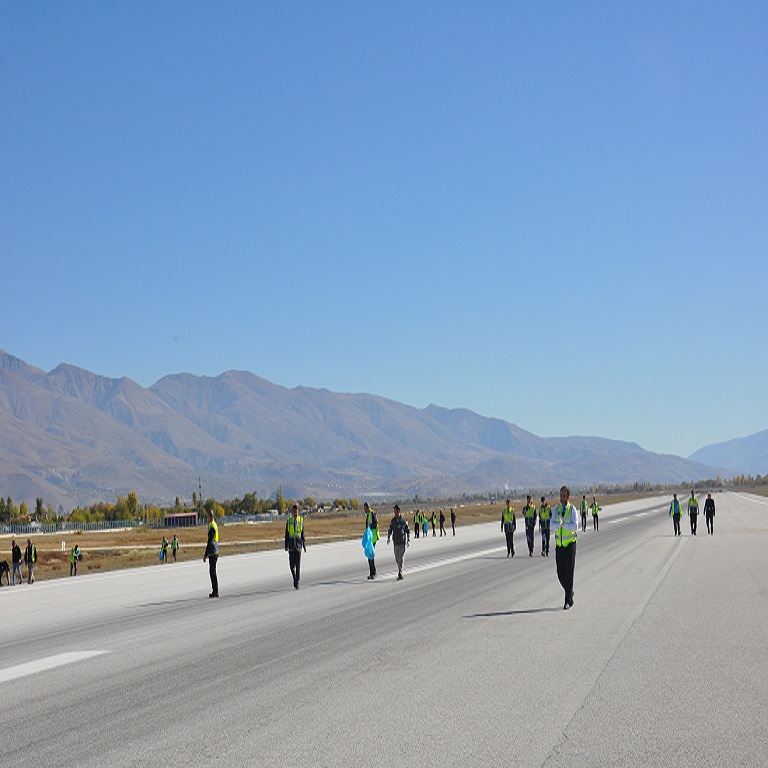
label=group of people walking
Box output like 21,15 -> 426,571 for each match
1,538 -> 37,586
160,535 -> 180,562
501,488 -> 580,609
502,493 -> 599,560
670,490 -> 715,536
411,508 -> 455,539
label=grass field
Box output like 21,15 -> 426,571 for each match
1,488 -> 734,583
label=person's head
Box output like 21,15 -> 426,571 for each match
673,493 -> 677,500
27,538 -> 31,545
691,490 -> 695,496
506,498 -> 511,507
364,502 -> 370,513
560,486 -> 570,506
592,497 -> 596,503
582,495 -> 586,500
292,504 -> 299,517
206,510 -> 213,522
526,495 -> 531,503
707,492 -> 712,499
394,503 -> 401,517
541,496 -> 546,503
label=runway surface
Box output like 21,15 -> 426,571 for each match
2,493 -> 767,767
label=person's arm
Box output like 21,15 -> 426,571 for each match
301,525 -> 306,552
284,521 -> 290,551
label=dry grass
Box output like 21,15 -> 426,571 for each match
1,489 -> 671,583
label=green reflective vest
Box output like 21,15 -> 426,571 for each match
502,506 -> 516,532
287,516 -> 303,550
539,504 -> 551,521
554,503 -> 577,547
367,509 -> 379,544
208,519 -> 219,555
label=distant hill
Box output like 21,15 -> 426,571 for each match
0,349 -> 724,509
689,429 -> 768,476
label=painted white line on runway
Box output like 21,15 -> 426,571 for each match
732,492 -> 768,506
0,651 -> 107,683
379,546 -> 500,580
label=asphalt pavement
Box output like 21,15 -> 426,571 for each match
1,492 -> 766,767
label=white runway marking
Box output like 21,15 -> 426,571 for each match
379,546 -> 500,580
732,492 -> 768,506
0,651 -> 107,683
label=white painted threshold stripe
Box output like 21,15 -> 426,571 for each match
0,651 -> 107,683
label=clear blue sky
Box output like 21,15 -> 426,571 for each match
2,3 -> 766,459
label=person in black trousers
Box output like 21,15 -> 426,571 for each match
554,486 -> 578,610
704,493 -> 715,535
285,504 -> 306,589
450,508 -> 456,536
501,500 -> 516,558
203,510 -> 219,598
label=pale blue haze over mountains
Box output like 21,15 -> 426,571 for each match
2,350 -> 757,510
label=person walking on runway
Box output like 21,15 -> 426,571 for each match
501,499 -> 516,558
387,504 -> 410,580
554,486 -> 578,610
670,493 -> 682,536
704,492 -> 715,535
688,490 -> 699,535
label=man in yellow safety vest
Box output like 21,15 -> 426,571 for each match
539,496 -> 551,557
203,510 -> 219,597
554,486 -> 578,610
501,499 -> 516,558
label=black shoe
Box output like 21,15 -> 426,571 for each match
564,602 -> 570,610
397,572 -> 403,580
209,592 -> 219,598
529,552 -> 533,557
569,592 -> 574,607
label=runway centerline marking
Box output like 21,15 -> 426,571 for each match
0,651 -> 107,683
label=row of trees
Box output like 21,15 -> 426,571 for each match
7,473 -> 764,526
0,485 -> 366,526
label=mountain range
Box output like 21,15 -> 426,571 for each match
0,349 -> 741,510
688,429 -> 768,477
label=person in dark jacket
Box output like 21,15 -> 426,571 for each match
24,539 -> 37,584
501,499 -> 516,558
387,504 -> 410,580
11,540 -> 22,586
285,504 -> 306,589
203,510 -> 219,597
703,493 -> 715,535
439,509 -> 447,537
450,508 -> 456,536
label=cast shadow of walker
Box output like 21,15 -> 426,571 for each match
464,607 -> 562,618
